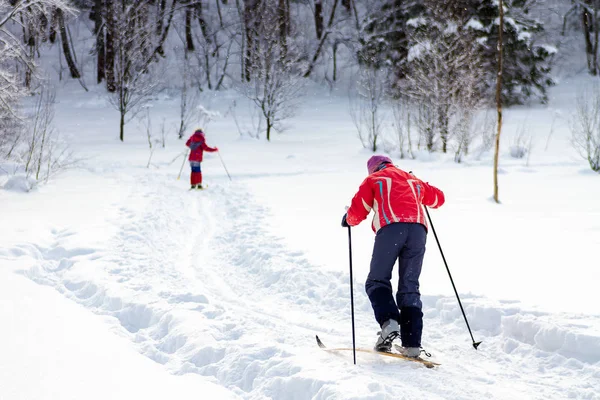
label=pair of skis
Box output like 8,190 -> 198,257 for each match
316,335 -> 440,368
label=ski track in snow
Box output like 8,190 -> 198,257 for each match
4,166 -> 600,400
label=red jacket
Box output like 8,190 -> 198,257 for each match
346,165 -> 445,232
186,131 -> 217,162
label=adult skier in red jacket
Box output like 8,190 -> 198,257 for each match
185,129 -> 218,189
342,155 -> 445,357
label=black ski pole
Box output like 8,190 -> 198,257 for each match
347,226 -> 357,365
424,206 -> 482,350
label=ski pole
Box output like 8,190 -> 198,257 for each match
217,150 -> 232,181
347,226 -> 357,365
177,150 -> 189,180
424,206 -> 482,350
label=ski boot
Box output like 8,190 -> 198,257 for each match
374,319 -> 400,352
397,346 -> 421,358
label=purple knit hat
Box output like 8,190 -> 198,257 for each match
367,155 -> 392,175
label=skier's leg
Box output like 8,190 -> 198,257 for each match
365,223 -> 407,327
396,223 -> 427,348
190,161 -> 202,186
189,161 -> 195,187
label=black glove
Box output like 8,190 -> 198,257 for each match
341,213 -> 350,228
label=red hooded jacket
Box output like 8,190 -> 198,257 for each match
186,130 -> 217,162
346,165 -> 445,232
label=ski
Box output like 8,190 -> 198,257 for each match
189,185 -> 208,191
316,335 -> 439,368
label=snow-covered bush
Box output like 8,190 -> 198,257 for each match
4,88 -> 77,188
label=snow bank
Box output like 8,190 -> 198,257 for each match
0,267 -> 239,400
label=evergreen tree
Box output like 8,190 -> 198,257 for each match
359,0 -> 555,105
358,0 -> 425,79
475,0 -> 555,105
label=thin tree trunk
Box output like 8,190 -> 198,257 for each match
304,0 -> 339,78
94,0 -> 105,83
584,9 -> 595,74
332,40 -> 338,81
216,0 -> 224,27
439,105 -> 448,153
243,0 -> 257,81
186,6 -> 195,51
156,0 -> 167,55
494,0 -> 504,204
56,8 -> 80,78
49,9 -> 58,43
120,107 -> 125,142
279,0 -> 288,57
197,1 -> 211,44
40,12 -> 49,42
105,0 -> 116,92
594,1 -> 599,75
314,0 -> 323,39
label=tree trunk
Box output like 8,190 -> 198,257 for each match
243,0 -> 258,81
278,0 -> 288,57
94,0 -> 105,84
186,6 -> 195,51
120,108 -> 125,142
49,9 -> 58,43
438,106 -> 448,153
105,0 -> 116,92
56,8 -> 81,79
314,0 -> 323,39
266,118 -> 271,141
332,40 -> 338,81
40,12 -> 49,42
594,1 -> 599,75
583,9 -> 595,74
493,0 -> 504,204
156,0 -> 167,55
303,0 -> 339,78
197,1 -> 211,44
215,0 -> 224,27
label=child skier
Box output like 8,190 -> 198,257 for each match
185,128 -> 218,189
341,155 -> 445,357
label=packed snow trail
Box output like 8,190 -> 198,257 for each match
3,161 -> 598,400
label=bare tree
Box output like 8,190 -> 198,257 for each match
240,1 -> 304,141
450,46 -> 488,163
0,0 -> 75,144
106,1 -> 164,141
390,96 -> 414,159
244,55 -> 303,141
571,86 -> 600,173
402,22 -> 485,155
349,66 -> 386,152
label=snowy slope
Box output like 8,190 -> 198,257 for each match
1,77 -> 600,399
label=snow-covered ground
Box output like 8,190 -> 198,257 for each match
1,75 -> 599,399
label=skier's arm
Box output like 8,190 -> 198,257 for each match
346,178 -> 374,226
421,181 -> 445,209
202,142 -> 218,152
